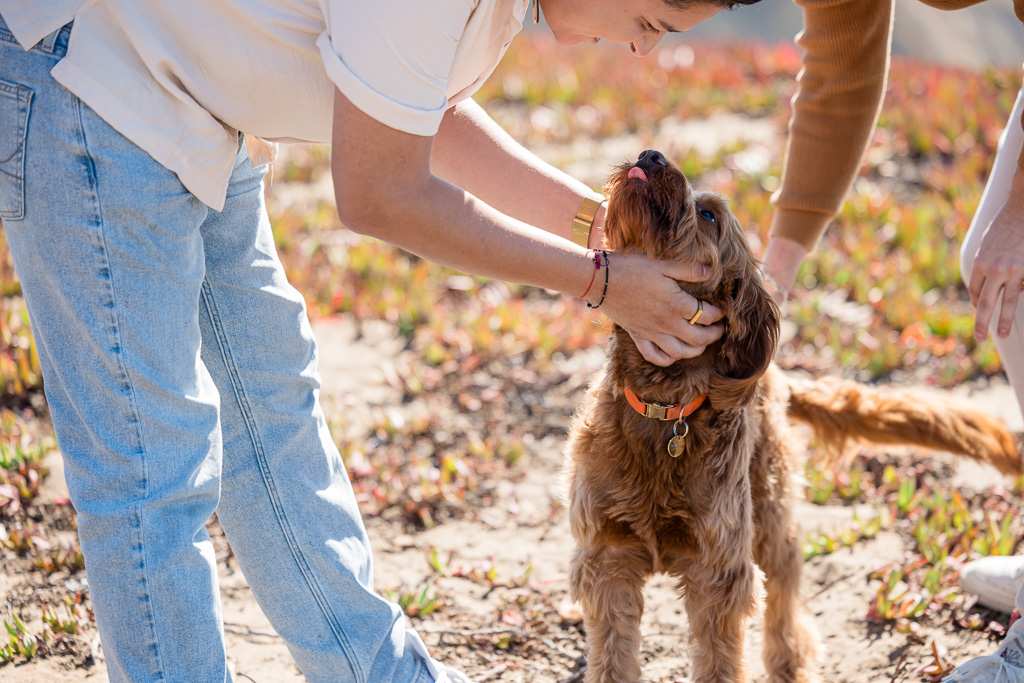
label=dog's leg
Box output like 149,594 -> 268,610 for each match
674,554 -> 762,683
570,539 -> 653,683
753,489 -> 821,682
750,398 -> 822,683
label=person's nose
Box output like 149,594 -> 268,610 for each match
630,33 -> 661,57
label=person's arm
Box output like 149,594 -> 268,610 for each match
969,165 -> 1024,341
331,89 -> 723,366
763,0 -> 895,293
431,99 -> 606,249
969,3 -> 1024,340
761,236 -> 806,302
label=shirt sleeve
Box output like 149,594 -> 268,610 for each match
770,0 -> 894,251
318,0 -> 477,137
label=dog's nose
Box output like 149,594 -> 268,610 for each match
638,149 -> 668,168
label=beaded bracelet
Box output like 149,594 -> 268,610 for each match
586,250 -> 610,309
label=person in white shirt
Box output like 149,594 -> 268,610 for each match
0,0 -> 759,680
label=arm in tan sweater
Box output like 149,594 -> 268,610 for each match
766,0 -> 1024,295
772,0 -> 894,250
764,0 -> 895,292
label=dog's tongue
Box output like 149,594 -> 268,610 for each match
628,167 -> 648,183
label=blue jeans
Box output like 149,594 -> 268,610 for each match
0,18 -> 431,683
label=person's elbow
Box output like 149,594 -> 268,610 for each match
332,155 -> 434,245
330,91 -> 435,240
332,158 -> 390,240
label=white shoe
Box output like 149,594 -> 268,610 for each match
405,630 -> 476,683
960,555 -> 1024,613
942,628 -> 1024,681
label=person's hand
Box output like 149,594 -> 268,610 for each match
762,235 -> 808,306
591,251 -> 725,366
969,168 -> 1024,342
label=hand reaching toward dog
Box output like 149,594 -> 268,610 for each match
969,169 -> 1024,342
590,252 -> 724,367
761,235 -> 806,306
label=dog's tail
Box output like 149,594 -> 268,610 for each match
786,376 -> 1022,476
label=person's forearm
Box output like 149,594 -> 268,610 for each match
340,169 -> 598,299
333,95 -> 597,301
432,99 -> 606,249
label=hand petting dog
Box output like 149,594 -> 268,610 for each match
598,251 -> 726,367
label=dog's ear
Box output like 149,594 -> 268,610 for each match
708,238 -> 780,410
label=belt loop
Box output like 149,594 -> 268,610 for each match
40,28 -> 58,54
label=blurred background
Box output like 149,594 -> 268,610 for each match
679,0 -> 1024,68
521,0 -> 1024,67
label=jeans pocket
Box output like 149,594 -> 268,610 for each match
0,78 -> 33,220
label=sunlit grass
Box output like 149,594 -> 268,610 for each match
806,452 -> 1023,642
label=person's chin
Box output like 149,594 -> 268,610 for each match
548,26 -> 586,46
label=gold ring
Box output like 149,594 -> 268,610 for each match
688,299 -> 704,325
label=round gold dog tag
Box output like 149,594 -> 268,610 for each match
667,435 -> 686,458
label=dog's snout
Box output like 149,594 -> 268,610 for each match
638,149 -> 668,168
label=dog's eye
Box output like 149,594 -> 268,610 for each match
699,208 -> 717,225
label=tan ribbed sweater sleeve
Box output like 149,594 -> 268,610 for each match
770,0 -> 895,251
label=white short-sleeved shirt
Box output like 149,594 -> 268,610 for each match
0,0 -> 527,210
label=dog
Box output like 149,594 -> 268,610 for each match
563,149 -> 1022,683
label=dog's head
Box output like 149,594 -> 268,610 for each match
602,149 -> 779,410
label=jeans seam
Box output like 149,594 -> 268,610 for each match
199,280 -> 364,682
75,95 -> 165,681
0,79 -> 30,220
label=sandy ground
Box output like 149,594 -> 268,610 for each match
4,315 -> 1021,683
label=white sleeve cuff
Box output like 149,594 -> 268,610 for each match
316,32 -> 447,137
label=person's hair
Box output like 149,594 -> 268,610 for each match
665,0 -> 763,9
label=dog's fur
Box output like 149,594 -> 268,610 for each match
564,151 -> 1023,683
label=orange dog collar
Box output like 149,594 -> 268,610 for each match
624,388 -> 707,421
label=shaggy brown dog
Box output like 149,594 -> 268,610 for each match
564,150 -> 1022,683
